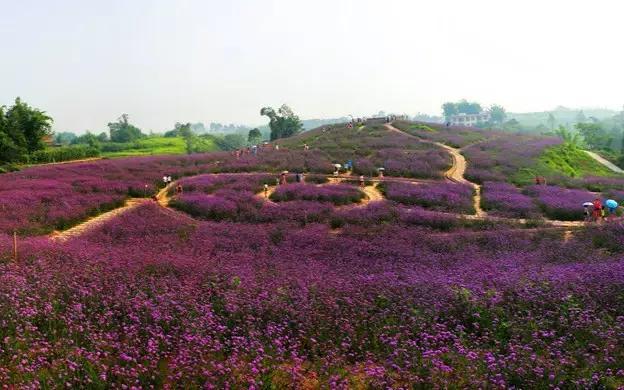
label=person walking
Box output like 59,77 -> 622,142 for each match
583,202 -> 593,222
264,184 -> 269,198
176,184 -> 183,195
592,198 -> 603,222
359,175 -> 365,187
295,172 -> 301,183
280,172 -> 287,185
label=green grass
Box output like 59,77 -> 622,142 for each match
102,136 -> 218,158
512,143 -> 617,185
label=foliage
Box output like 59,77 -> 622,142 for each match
488,104 -> 507,124
261,104 -> 303,141
575,122 -> 612,150
247,128 -> 262,145
213,133 -> 247,151
54,131 -> 77,145
441,100 -> 482,120
0,97 -> 53,162
554,126 -> 581,147
29,145 -> 100,164
108,114 -> 144,143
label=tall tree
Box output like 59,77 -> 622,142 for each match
575,122 -> 610,150
261,104 -> 303,141
108,114 -> 143,143
442,102 -> 458,122
0,97 -> 53,162
176,122 -> 195,154
576,110 -> 587,123
489,105 -> 507,124
248,128 -> 262,145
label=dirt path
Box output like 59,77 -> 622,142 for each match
51,182 -> 176,241
585,151 -> 624,173
50,198 -> 151,241
385,123 -> 485,217
49,169 -> 589,241
22,157 -> 102,168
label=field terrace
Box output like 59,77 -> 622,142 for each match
1,123 -> 624,387
0,202 -> 622,387
277,123 -> 453,179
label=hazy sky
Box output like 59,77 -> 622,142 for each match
1,0 -> 623,133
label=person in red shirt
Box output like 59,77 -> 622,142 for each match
592,198 -> 602,222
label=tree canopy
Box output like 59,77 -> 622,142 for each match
489,105 -> 507,124
108,114 -> 144,143
247,128 -> 262,145
441,100 -> 483,121
0,97 -> 53,163
260,105 -> 303,141
575,122 -> 612,150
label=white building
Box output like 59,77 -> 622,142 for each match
450,112 -> 491,127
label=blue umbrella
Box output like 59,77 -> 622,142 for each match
605,199 -> 618,209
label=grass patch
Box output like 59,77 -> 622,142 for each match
102,137 -> 218,158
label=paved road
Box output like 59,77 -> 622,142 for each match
585,151 -> 624,173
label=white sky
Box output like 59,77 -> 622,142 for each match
1,0 -> 623,133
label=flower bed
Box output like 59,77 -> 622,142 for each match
526,185 -> 597,220
270,183 -> 365,205
380,181 -> 475,214
481,181 -> 541,218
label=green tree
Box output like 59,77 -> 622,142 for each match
261,105 -> 303,141
54,131 -> 77,145
489,105 -> 507,124
247,128 -> 262,145
456,100 -> 482,114
575,122 -> 610,150
555,126 -> 581,147
72,132 -> 102,148
442,102 -> 458,122
0,97 -> 53,162
576,110 -> 586,123
176,122 -> 195,154
108,114 -> 143,143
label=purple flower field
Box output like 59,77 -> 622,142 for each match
278,123 -> 452,179
462,135 -> 562,184
380,181 -> 475,214
0,203 -> 623,387
392,120 -> 501,148
526,185 -> 598,221
481,181 -> 541,218
270,183 -> 364,205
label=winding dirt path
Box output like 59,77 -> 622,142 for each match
385,123 -> 485,217
49,168 -> 588,241
50,182 -> 176,241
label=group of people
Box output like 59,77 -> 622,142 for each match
583,198 -> 618,222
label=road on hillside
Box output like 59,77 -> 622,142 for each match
585,151 -> 624,173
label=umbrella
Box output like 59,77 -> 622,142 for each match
605,199 -> 618,209
582,202 -> 593,207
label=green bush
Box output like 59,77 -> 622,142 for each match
28,145 -> 100,164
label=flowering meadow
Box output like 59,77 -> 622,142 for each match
392,120 -> 501,148
380,181 -> 475,214
481,181 -> 541,219
0,203 -> 623,387
462,135 -> 562,184
278,124 -> 452,179
270,183 -> 364,205
2,122 -> 624,387
526,185 -> 598,221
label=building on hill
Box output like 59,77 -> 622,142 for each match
450,112 -> 490,127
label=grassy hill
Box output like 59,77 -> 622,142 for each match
101,136 -> 218,158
